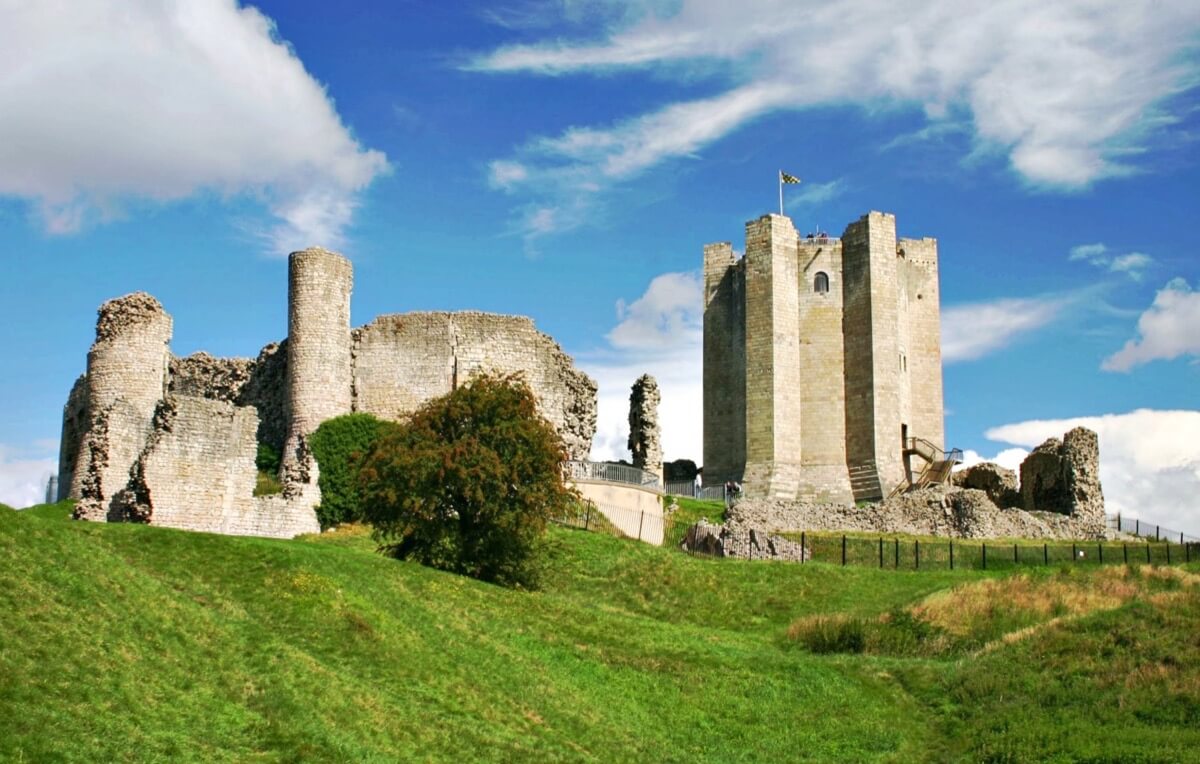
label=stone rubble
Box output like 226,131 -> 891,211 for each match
627,374 -> 662,479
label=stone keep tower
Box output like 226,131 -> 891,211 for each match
282,247 -> 353,476
703,211 -> 944,503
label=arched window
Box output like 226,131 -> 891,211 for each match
814,272 -> 830,294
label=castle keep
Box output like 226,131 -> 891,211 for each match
704,211 -> 946,503
58,247 -> 598,538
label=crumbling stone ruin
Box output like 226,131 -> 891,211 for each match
58,247 -> 598,538
684,427 -> 1110,550
704,211 -> 946,505
627,374 -> 662,480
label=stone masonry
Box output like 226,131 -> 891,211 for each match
703,211 -> 944,504
59,248 -> 598,539
627,374 -> 662,480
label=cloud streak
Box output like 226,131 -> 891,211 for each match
941,295 -> 1066,363
0,0 -> 389,254
473,0 -> 1200,238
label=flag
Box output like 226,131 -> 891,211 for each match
780,171 -> 801,184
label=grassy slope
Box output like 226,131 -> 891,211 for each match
2,501 -> 1197,762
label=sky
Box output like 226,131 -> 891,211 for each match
1,1 -> 1198,533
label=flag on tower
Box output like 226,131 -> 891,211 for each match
780,171 -> 801,184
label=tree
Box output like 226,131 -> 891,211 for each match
358,373 -> 575,589
309,413 -> 395,529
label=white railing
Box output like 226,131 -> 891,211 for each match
563,461 -> 662,491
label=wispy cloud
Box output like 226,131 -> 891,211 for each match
1103,278 -> 1200,371
1068,242 -> 1154,280
0,0 -> 389,254
472,0 -> 1200,238
941,295 -> 1067,363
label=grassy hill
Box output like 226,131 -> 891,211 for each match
2,501 -> 1198,762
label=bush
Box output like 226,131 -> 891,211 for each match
358,373 -> 576,589
255,442 -> 281,474
309,413 -> 395,529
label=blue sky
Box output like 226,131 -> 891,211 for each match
1,1 -> 1198,532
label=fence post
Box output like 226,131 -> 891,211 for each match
982,543 -> 986,570
950,541 -> 954,571
1181,532 -> 1185,545
1187,542 -> 1191,564
1043,543 -> 1048,565
638,511 -> 644,542
1147,544 -> 1151,564
1136,518 -> 1140,536
894,538 -> 899,569
1014,543 -> 1018,565
584,506 -> 591,531
842,535 -> 847,566
801,531 -> 806,564
1098,543 -> 1103,565
1166,543 -> 1171,565
879,537 -> 884,568
915,539 -> 920,570
1156,525 -> 1160,541
1072,542 -> 1077,562
1116,512 -> 1121,532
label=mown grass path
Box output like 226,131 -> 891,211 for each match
2,502 -> 1197,762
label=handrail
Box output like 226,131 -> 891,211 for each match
563,461 -> 663,491
905,437 -> 962,464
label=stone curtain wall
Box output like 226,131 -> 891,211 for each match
112,396 -> 319,537
627,374 -> 662,479
58,247 -> 597,539
351,311 -> 598,460
71,293 -> 172,521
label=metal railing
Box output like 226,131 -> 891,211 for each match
1109,514 -> 1200,544
563,461 -> 662,491
664,481 -> 728,502
905,437 -> 963,464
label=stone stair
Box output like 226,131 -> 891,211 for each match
848,461 -> 883,502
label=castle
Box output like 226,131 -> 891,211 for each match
57,248 -> 598,538
703,211 -> 948,504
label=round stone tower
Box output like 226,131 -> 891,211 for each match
71,292 -> 173,517
283,247 -> 353,457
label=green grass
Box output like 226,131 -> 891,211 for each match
2,501 -> 1198,762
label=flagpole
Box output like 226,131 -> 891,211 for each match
778,170 -> 783,216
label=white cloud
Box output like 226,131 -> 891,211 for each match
0,0 -> 388,254
1103,278 -> 1200,371
0,443 -> 57,509
474,0 -> 1200,236
1069,243 -> 1108,264
984,409 -> 1200,536
785,179 -> 846,209
582,271 -> 704,464
956,447 -> 1029,474
941,295 -> 1065,362
1068,242 -> 1154,280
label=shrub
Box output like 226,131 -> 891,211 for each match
358,373 -> 576,589
309,413 -> 395,529
255,442 -> 281,474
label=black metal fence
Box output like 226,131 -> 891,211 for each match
771,533 -> 1197,570
558,504 -> 1200,570
1110,514 -> 1200,544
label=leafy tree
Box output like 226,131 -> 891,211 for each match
309,413 -> 395,529
359,373 -> 575,589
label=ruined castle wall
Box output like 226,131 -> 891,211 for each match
898,238 -> 945,451
71,293 -> 172,519
168,345 -> 289,454
117,396 -> 319,538
628,374 -> 663,480
57,375 -> 88,500
742,214 -> 803,497
286,248 -> 353,444
351,312 -> 598,460
702,242 -> 745,485
796,239 -> 853,503
842,213 -> 903,499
